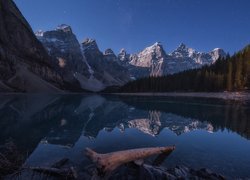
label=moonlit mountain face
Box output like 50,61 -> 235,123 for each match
35,25 -> 91,88
36,25 -> 226,91
129,42 -> 167,77
166,43 -> 226,74
117,43 -> 226,78
36,26 -> 131,92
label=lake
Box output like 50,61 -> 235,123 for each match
0,94 -> 250,178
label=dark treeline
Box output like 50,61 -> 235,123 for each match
120,45 -> 250,92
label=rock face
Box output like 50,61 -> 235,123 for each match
118,48 -> 130,65
0,0 -> 86,92
37,27 -> 131,91
36,24 -> 90,78
37,23 -> 225,91
129,42 -> 168,78
167,43 -> 226,74
35,24 -> 93,91
0,0 -> 67,92
81,38 -> 131,89
118,43 -> 226,79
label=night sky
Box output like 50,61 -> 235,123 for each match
14,0 -> 250,54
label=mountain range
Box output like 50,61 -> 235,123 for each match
0,0 -> 226,92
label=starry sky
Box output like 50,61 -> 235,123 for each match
14,0 -> 250,54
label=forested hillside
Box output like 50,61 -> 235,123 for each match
120,45 -> 250,92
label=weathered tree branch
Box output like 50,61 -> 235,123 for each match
85,146 -> 175,174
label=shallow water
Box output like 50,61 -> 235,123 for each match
0,94 -> 250,178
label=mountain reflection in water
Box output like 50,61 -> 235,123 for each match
0,94 -> 250,178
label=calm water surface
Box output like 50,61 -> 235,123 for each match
0,94 -> 250,178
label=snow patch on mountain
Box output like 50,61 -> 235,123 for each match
80,45 -> 94,79
118,42 -> 226,78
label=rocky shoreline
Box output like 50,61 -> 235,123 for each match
115,92 -> 250,101
1,142 -> 225,180
5,162 -> 225,180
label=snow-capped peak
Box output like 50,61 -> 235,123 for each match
35,30 -> 44,37
118,48 -> 130,63
81,38 -> 99,52
210,48 -> 226,61
211,48 -> 226,56
178,43 -> 195,52
153,42 -> 162,47
119,48 -> 127,55
171,43 -> 196,58
150,42 -> 163,49
213,48 -> 221,51
56,24 -> 72,33
82,38 -> 96,45
140,42 -> 164,55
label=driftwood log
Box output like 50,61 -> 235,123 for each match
85,146 -> 175,174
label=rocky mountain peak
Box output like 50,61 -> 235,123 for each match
118,48 -> 128,59
104,48 -> 115,56
35,26 -> 71,42
173,43 -> 196,58
128,42 -> 167,77
177,43 -> 187,50
150,42 -> 162,48
35,24 -> 91,88
136,42 -> 165,59
35,30 -> 44,37
152,42 -> 162,47
118,48 -> 131,64
104,48 -> 117,62
35,25 -> 77,47
56,24 -> 73,34
82,38 -> 99,52
212,48 -> 225,54
81,38 -> 131,90
210,48 -> 226,61
145,42 -> 163,51
119,48 -> 127,54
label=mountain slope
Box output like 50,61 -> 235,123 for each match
36,25 -> 91,78
0,0 -> 68,92
120,45 -> 250,92
36,26 -> 131,92
36,25 -> 95,91
81,38 -> 131,89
